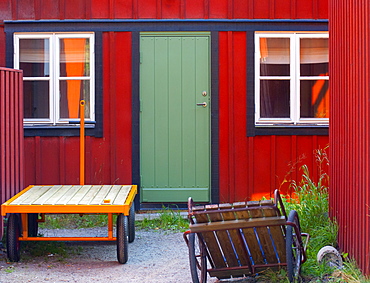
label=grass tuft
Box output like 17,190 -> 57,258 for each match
136,206 -> 188,232
278,146 -> 370,282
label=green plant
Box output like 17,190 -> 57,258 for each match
136,206 -> 188,232
39,214 -> 109,229
280,147 -> 338,278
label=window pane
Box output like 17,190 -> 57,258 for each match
300,38 -> 329,76
260,38 -> 290,76
23,81 -> 49,118
260,80 -> 290,118
19,39 -> 49,77
60,38 -> 90,77
300,80 -> 329,118
59,80 -> 90,119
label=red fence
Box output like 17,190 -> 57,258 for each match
330,0 -> 370,275
0,67 -> 24,239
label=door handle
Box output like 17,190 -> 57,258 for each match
196,102 -> 207,108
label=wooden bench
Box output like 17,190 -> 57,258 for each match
183,189 -> 309,282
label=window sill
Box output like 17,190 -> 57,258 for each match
255,123 -> 328,128
250,124 -> 328,136
24,123 -> 100,137
24,123 -> 96,129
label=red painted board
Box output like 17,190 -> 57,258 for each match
274,0 -> 293,19
296,0 -> 313,19
0,0 -> 12,20
137,0 -> 157,18
15,0 -> 35,20
218,32 -> 231,203
161,0 -> 181,19
209,0 -> 228,18
253,0 -> 270,19
233,0 -> 249,19
63,0 -> 87,19
91,0 -> 110,19
39,1 -> 60,19
114,0 -> 134,18
184,0 -> 205,18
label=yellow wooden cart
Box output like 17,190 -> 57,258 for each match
1,184 -> 137,263
1,101 -> 137,264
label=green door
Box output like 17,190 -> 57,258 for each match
140,32 -> 210,202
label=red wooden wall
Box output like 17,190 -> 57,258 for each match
1,0 -> 328,20
0,0 -> 329,204
0,67 -> 24,239
330,0 -> 370,275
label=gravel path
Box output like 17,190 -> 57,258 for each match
0,228 -> 224,283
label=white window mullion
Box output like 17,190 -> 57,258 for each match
50,34 -> 56,125
255,35 -> 261,123
90,35 -> 95,121
291,34 -> 300,124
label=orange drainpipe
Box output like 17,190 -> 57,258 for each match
80,100 -> 85,186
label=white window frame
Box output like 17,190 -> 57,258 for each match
14,32 -> 95,125
255,32 -> 329,126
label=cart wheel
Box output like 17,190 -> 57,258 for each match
28,213 -> 39,237
188,233 -> 207,283
116,213 -> 128,264
286,210 -> 302,283
128,202 -> 135,243
6,214 -> 22,262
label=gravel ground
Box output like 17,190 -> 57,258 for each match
0,228 -> 226,283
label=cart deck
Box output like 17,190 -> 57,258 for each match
2,184 -> 137,216
1,184 -> 137,263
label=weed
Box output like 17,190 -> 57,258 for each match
136,206 -> 188,232
39,214 -> 109,229
3,266 -> 15,273
277,147 -> 370,282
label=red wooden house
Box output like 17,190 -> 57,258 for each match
0,0 -> 329,210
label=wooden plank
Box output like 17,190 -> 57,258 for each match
248,202 -> 278,264
44,185 -> 73,205
193,207 -> 227,269
190,217 -> 286,233
31,185 -> 63,205
219,203 -> 251,270
79,185 -> 102,205
207,204 -> 240,269
263,204 -> 287,263
11,186 -> 51,205
209,268 -> 252,279
9,186 -> 39,205
112,185 -> 131,205
53,186 -> 77,205
233,202 -> 265,266
89,185 -> 111,205
67,186 -> 92,205
102,185 -> 122,205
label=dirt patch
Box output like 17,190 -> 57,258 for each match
0,228 -> 221,283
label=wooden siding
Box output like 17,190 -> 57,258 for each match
1,0 -> 328,20
218,31 -> 328,202
0,1 -> 329,206
17,30 -> 330,203
23,32 -> 132,187
0,67 -> 24,239
330,0 -> 370,275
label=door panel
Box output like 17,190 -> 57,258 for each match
140,33 -> 210,202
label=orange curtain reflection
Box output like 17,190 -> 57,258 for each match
63,38 -> 86,118
311,74 -> 329,118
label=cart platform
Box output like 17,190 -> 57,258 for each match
1,184 -> 137,264
2,184 -> 137,215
